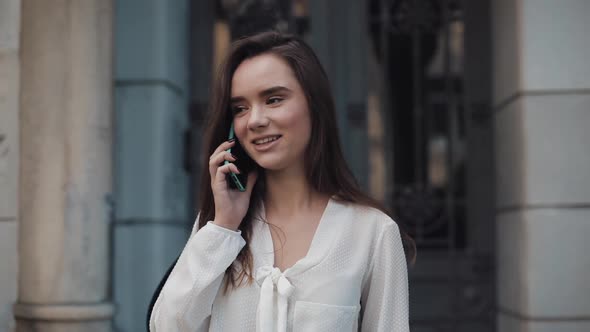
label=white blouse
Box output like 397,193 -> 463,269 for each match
150,197 -> 409,332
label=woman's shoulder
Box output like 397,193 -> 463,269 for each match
331,198 -> 399,233
329,198 -> 405,263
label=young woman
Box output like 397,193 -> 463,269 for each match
150,31 -> 413,332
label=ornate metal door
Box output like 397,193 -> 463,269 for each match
369,0 -> 496,331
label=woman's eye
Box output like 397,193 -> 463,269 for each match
232,106 -> 246,114
267,97 -> 283,105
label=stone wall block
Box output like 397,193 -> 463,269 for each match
492,0 -> 523,104
499,312 -> 590,332
113,222 -> 188,332
522,0 -> 590,91
0,52 -> 19,218
497,208 -> 590,317
0,222 -> 18,331
115,0 -> 188,89
114,85 -> 189,221
495,94 -> 590,208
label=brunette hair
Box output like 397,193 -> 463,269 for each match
197,31 -> 415,292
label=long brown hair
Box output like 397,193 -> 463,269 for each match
197,31 -> 415,292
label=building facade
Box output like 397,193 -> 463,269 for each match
0,0 -> 589,331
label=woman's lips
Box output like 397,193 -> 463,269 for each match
252,136 -> 281,152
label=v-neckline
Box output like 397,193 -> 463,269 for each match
258,196 -> 335,276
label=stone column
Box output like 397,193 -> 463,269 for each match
493,0 -> 590,331
14,1 -> 114,331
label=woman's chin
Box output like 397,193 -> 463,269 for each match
254,158 -> 288,172
256,163 -> 283,172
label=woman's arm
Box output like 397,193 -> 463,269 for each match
360,222 -> 409,332
149,221 -> 246,331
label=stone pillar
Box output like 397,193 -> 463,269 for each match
0,0 -> 21,331
492,0 -> 590,331
14,1 -> 114,331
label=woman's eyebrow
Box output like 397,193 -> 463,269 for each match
230,96 -> 246,104
230,86 -> 292,104
259,86 -> 292,97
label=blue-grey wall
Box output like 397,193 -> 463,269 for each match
114,0 -> 190,330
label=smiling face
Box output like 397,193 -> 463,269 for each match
230,53 -> 312,173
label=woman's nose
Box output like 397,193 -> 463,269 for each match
247,105 -> 269,130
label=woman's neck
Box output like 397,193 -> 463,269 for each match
263,167 -> 325,219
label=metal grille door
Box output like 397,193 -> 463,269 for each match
369,0 -> 496,331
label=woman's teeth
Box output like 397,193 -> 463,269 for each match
254,136 -> 280,145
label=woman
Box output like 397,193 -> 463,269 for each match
150,31 -> 413,332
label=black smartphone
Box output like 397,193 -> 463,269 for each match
225,124 -> 256,191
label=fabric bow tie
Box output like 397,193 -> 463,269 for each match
255,266 -> 295,332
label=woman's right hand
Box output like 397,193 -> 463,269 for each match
209,140 -> 258,231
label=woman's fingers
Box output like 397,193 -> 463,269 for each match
210,140 -> 235,161
215,162 -> 240,181
210,161 -> 237,183
209,150 -> 236,169
209,149 -> 237,180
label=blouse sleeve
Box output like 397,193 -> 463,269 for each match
360,221 -> 410,332
149,220 -> 246,332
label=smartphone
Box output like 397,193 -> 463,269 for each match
225,123 -> 256,191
